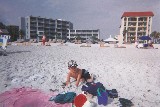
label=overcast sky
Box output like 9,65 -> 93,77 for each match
0,0 -> 159,39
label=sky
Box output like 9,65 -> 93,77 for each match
0,0 -> 160,39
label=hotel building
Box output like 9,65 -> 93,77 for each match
67,29 -> 100,41
20,16 -> 73,40
119,11 -> 154,43
20,16 -> 100,41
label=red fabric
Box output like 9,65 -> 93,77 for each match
74,94 -> 87,107
0,87 -> 72,107
122,11 -> 154,17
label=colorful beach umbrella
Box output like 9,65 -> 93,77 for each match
139,36 -> 151,40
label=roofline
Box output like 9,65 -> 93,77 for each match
121,11 -> 154,18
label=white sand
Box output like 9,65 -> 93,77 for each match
0,43 -> 160,107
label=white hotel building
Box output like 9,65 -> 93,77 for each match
20,16 -> 73,40
119,11 -> 154,43
67,29 -> 100,41
20,16 -> 100,41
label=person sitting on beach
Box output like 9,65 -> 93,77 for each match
149,42 -> 154,48
66,60 -> 93,87
135,40 -> 139,48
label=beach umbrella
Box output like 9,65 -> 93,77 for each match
139,36 -> 151,40
103,35 -> 118,42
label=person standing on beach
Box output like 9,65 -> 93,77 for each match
42,35 -> 46,45
66,60 -> 93,87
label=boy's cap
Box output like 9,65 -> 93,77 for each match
68,60 -> 78,67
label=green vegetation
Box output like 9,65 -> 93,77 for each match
150,31 -> 160,43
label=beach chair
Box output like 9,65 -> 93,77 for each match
100,42 -> 110,47
74,40 -> 78,44
57,39 -> 62,43
77,40 -> 82,44
0,35 -> 10,55
80,43 -> 91,47
52,39 -> 56,43
114,44 -> 126,48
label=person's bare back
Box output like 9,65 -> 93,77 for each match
66,68 -> 82,87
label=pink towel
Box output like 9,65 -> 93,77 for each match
0,87 -> 72,107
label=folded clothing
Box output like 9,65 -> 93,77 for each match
81,82 -> 105,96
49,92 -> 76,104
107,89 -> 118,99
119,98 -> 133,107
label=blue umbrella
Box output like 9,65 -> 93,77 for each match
139,36 -> 151,40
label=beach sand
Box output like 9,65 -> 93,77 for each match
0,43 -> 160,107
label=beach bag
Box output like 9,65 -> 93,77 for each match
82,82 -> 105,96
97,88 -> 108,106
49,92 -> 76,104
108,89 -> 118,99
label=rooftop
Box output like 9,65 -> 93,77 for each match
122,11 -> 154,17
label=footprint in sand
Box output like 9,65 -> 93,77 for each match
11,78 -> 22,84
24,74 -> 43,83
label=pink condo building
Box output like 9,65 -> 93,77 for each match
119,11 -> 154,43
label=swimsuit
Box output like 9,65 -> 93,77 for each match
81,69 -> 91,81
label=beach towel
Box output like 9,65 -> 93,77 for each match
0,87 -> 72,107
97,88 -> 108,106
49,92 -> 76,104
81,82 -> 105,96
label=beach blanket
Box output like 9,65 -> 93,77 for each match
0,87 -> 72,107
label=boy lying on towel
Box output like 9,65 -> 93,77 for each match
66,60 -> 93,87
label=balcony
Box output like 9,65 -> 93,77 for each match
128,30 -> 136,33
50,21 -> 55,24
38,23 -> 44,27
30,24 -> 37,27
30,19 -> 37,22
128,25 -> 136,27
30,28 -> 37,31
137,30 -> 146,32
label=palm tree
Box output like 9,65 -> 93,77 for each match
0,22 -> 6,29
76,35 -> 81,40
19,29 -> 24,39
54,31 -> 59,40
6,26 -> 19,41
91,35 -> 98,44
56,34 -> 61,39
150,31 -> 160,43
